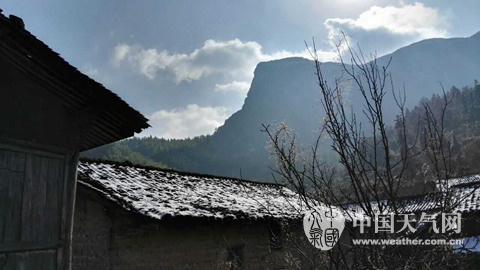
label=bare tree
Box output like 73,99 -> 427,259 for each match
262,36 -> 478,269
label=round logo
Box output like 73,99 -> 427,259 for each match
303,208 -> 345,250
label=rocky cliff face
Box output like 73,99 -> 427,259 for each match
84,32 -> 480,182
207,32 -> 480,181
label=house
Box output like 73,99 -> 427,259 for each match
72,159 -> 305,269
0,11 -> 148,269
347,174 -> 480,237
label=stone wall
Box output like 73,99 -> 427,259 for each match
72,184 -> 289,269
72,187 -> 112,269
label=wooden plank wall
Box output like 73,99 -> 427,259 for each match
0,147 -> 67,269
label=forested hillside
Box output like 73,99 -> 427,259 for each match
82,33 -> 480,182
400,81 -> 480,179
82,81 -> 480,182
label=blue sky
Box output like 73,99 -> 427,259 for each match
2,1 -> 480,138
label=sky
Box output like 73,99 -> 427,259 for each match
2,1 -> 480,139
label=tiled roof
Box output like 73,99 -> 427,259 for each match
454,184 -> 480,213
438,174 -> 480,189
77,159 -> 480,222
77,159 -> 306,221
348,176 -> 480,215
0,12 -> 149,150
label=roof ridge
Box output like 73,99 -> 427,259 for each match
449,174 -> 480,184
79,157 -> 285,187
452,181 -> 480,189
344,191 -> 442,207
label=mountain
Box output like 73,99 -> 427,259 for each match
83,32 -> 480,182
378,31 -> 480,110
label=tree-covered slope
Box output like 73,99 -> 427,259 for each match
82,32 -> 480,182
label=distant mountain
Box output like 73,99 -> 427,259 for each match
83,32 -> 480,182
377,31 -> 480,112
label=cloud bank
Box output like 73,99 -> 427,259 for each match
113,39 -> 336,83
325,2 -> 446,55
139,104 -> 229,139
113,2 -> 447,87
114,2 -> 448,139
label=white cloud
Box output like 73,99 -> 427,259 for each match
113,44 -> 131,65
324,2 -> 447,55
215,81 -> 251,95
326,3 -> 445,36
113,39 -> 335,82
115,2 -> 449,139
139,104 -> 229,139
114,3 -> 446,85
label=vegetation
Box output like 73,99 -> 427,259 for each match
82,80 -> 480,186
263,38 -> 480,269
77,35 -> 480,269
400,80 -> 480,179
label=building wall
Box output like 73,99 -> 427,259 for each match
72,185 -> 289,269
0,53 -> 82,151
0,142 -> 78,270
0,44 -> 82,269
72,187 -> 112,269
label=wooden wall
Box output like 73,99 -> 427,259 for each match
0,20 -> 145,267
0,144 -> 77,270
0,52 -> 82,151
0,41 -> 81,269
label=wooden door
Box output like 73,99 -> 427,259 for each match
0,146 -> 69,269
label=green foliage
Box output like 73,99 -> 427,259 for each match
82,141 -> 167,168
82,81 -> 480,183
82,135 -> 217,172
393,81 -> 480,180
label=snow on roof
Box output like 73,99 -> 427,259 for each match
77,159 -> 306,221
454,184 -> 480,213
347,194 -> 445,215
436,174 -> 480,213
437,174 -> 480,190
347,175 -> 480,215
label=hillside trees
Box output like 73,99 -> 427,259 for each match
263,37 -> 477,268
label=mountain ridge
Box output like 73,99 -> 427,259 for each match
83,32 -> 480,182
